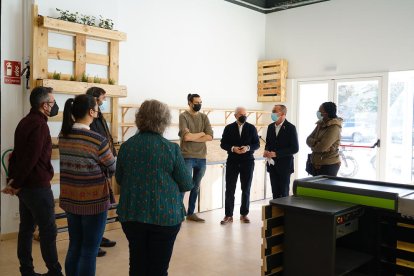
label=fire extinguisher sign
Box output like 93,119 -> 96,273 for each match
4,60 -> 21,85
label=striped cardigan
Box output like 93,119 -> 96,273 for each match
59,128 -> 116,215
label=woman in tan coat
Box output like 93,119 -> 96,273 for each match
306,102 -> 343,176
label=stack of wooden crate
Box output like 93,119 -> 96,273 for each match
262,205 -> 285,276
257,59 -> 288,102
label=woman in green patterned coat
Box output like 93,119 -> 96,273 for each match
116,99 -> 193,276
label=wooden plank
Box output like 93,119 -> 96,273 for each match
397,258 -> 414,269
398,223 -> 414,230
258,89 -> 281,96
38,79 -> 127,97
258,74 -> 281,81
258,81 -> 281,89
51,173 -> 60,184
258,59 -> 284,67
86,52 -> 110,66
39,16 -> 127,41
52,137 -> 59,145
258,67 -> 282,74
75,34 -> 86,78
109,40 -> 120,143
30,5 -> 39,89
51,148 -> 59,160
49,111 -> 112,122
258,95 -> 282,103
398,241 -> 414,253
48,47 -> 75,61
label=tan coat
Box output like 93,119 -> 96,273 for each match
306,117 -> 343,166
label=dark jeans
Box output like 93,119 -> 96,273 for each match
225,160 -> 255,217
184,158 -> 206,215
65,211 -> 107,276
314,163 -> 341,176
269,169 -> 292,199
17,187 -> 62,276
121,221 -> 181,276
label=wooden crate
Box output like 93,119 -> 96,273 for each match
257,59 -> 288,102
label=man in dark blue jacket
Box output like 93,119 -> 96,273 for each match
220,107 -> 260,224
264,104 -> 299,199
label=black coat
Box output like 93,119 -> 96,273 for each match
220,121 -> 260,163
90,111 -> 117,156
265,119 -> 299,173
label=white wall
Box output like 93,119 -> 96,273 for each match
1,0 -> 265,233
265,0 -> 414,79
118,0 -> 266,108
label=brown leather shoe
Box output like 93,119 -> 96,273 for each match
220,216 -> 233,225
240,215 -> 250,223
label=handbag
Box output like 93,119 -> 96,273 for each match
306,153 -> 315,176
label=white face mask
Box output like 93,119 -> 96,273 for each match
100,100 -> 108,111
316,111 -> 323,120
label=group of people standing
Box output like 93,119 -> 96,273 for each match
2,86 -> 343,276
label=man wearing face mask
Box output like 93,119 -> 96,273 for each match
1,86 -> 63,276
220,107 -> 260,224
263,104 -> 299,199
85,87 -> 117,256
178,93 -> 213,222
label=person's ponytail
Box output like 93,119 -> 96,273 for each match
61,98 -> 75,136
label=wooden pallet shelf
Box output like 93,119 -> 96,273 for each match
39,16 -> 127,41
257,59 -> 288,103
37,79 -> 127,97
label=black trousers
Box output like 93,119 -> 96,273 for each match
269,168 -> 292,199
314,163 -> 341,176
121,221 -> 181,276
225,159 -> 255,217
17,187 -> 62,276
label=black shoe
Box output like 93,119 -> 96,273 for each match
100,237 -> 116,247
97,247 -> 106,257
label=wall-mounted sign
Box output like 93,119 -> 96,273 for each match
4,60 -> 21,85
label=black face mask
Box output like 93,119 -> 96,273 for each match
192,104 -> 201,112
49,103 -> 59,117
238,115 -> 247,124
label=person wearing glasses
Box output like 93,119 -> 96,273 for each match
59,94 -> 116,276
1,86 -> 63,276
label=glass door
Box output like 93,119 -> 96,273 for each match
296,81 -> 331,179
335,78 -> 381,181
296,77 -> 382,181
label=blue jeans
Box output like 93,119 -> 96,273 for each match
184,158 -> 206,215
65,211 -> 107,276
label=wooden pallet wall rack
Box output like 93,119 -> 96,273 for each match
31,4 -> 127,196
120,104 -> 271,142
257,59 -> 288,102
31,4 -> 127,143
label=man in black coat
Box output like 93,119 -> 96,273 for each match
220,107 -> 260,224
264,104 -> 299,199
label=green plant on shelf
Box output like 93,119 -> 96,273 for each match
93,76 -> 101,83
80,14 -> 96,26
69,75 -> 76,81
80,72 -> 88,82
56,8 -> 78,23
98,15 -> 114,30
52,71 -> 61,80
108,78 -> 116,85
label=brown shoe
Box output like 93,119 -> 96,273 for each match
240,215 -> 250,223
186,214 -> 205,222
220,216 -> 233,225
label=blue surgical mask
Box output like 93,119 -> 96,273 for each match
271,113 -> 279,122
316,111 -> 323,120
